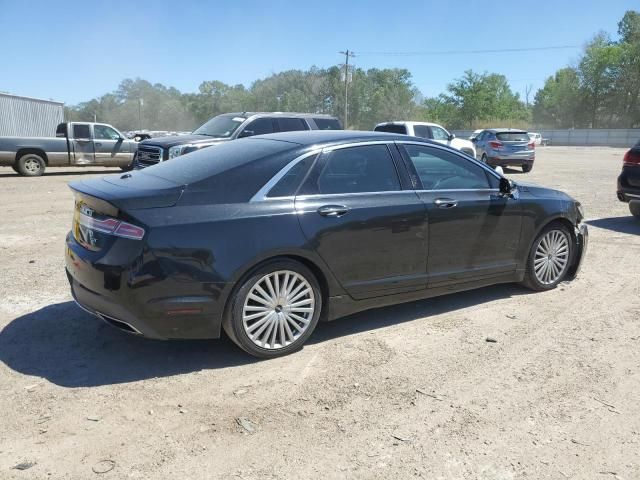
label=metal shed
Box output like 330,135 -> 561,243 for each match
0,93 -> 64,137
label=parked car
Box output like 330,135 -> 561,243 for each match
528,132 -> 542,145
472,129 -> 535,172
616,139 -> 640,219
0,122 -> 137,176
65,130 -> 587,358
134,112 -> 342,168
373,121 -> 476,157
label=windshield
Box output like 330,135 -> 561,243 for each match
496,132 -> 530,142
193,115 -> 246,138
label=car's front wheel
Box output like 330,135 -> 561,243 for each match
629,201 -> 640,220
521,223 -> 574,291
223,259 -> 322,358
522,164 -> 533,173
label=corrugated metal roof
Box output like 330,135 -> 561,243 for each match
0,92 -> 64,106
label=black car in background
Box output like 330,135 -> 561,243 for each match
617,139 -> 640,219
66,131 -> 588,358
134,112 -> 342,168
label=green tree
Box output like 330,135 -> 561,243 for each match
532,68 -> 582,127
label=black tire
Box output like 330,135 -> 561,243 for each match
630,201 -> 640,220
11,165 -> 19,173
521,222 -> 574,291
223,259 -> 322,358
16,153 -> 46,176
522,163 -> 533,173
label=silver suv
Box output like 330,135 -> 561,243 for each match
472,129 -> 535,173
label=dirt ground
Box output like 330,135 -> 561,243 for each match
0,146 -> 639,480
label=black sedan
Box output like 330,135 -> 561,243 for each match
65,131 -> 588,358
617,138 -> 640,219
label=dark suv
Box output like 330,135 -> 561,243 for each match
134,112 -> 342,168
617,139 -> 640,219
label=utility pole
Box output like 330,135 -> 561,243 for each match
138,98 -> 143,131
525,84 -> 533,107
339,50 -> 355,128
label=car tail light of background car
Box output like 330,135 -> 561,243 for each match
489,140 -> 503,149
623,149 -> 640,166
527,141 -> 535,150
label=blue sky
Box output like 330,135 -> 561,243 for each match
0,0 -> 637,106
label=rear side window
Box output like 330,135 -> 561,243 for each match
496,132 -> 529,142
313,118 -> 342,130
56,123 -> 67,137
303,145 -> 401,195
73,124 -> 91,139
413,125 -> 431,138
277,118 -> 309,132
266,155 -> 316,198
374,124 -> 407,135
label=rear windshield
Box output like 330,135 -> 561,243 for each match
313,118 -> 342,130
374,124 -> 407,135
141,138 -> 299,202
496,132 -> 530,142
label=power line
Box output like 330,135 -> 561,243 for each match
356,45 -> 581,56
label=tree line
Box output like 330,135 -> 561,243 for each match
66,10 -> 639,132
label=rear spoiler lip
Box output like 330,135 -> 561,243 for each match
68,178 -> 185,212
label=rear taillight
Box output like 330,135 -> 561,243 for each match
489,141 -> 503,149
77,212 -> 145,240
623,149 -> 640,166
527,142 -> 535,150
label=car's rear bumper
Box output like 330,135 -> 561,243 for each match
566,223 -> 588,280
617,167 -> 640,203
65,232 -> 226,340
487,154 -> 534,167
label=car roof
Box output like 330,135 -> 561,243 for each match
485,128 -> 528,133
245,130 -> 426,146
221,112 -> 339,119
375,121 -> 443,128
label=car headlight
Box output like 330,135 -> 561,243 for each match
576,202 -> 585,222
168,145 -> 185,159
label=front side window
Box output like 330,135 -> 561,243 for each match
241,117 -> 274,137
313,118 -> 341,130
73,124 -> 91,139
93,125 -> 120,140
431,126 -> 450,141
277,118 -> 309,132
303,144 -> 401,195
402,144 -> 490,190
413,125 -> 431,139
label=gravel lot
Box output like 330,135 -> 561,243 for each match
0,147 -> 639,479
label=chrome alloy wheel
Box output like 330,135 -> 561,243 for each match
24,156 -> 42,174
242,270 -> 315,350
534,229 -> 570,285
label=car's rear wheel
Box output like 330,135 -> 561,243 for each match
521,223 -> 574,291
223,259 -> 322,358
522,164 -> 533,173
16,153 -> 46,176
630,201 -> 640,220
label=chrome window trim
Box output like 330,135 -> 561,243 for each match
295,190 -> 419,200
396,140 -> 503,182
250,150 -> 321,202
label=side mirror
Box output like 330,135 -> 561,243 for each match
238,129 -> 254,138
448,133 -> 456,140
499,177 -> 514,196
494,166 -> 504,175
470,137 -> 477,143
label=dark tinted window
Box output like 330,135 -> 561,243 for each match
402,144 -> 490,190
73,124 -> 91,139
313,118 -> 342,130
310,145 -> 400,195
277,118 -> 309,132
413,125 -> 431,138
374,124 -> 407,135
266,155 -> 316,198
496,131 -> 529,142
56,123 -> 67,137
241,118 -> 274,137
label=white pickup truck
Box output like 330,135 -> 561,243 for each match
374,121 -> 476,157
0,122 -> 137,176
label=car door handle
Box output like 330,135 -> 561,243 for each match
317,205 -> 349,217
95,142 -> 102,147
433,198 -> 458,208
